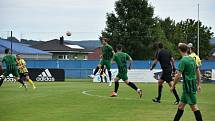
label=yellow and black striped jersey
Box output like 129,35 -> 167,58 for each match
17,59 -> 28,73
189,52 -> 201,67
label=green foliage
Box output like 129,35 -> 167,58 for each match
102,0 -> 154,59
102,0 -> 214,59
176,19 -> 214,58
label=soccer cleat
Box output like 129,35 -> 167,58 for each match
110,92 -> 117,97
33,86 -> 36,89
108,80 -> 112,87
137,89 -> 143,98
19,85 -> 23,88
152,97 -> 161,103
88,74 -> 95,79
173,100 -> 180,105
23,83 -> 28,89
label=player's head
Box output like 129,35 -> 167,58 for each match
187,43 -> 194,54
178,43 -> 188,55
99,36 -> 109,45
4,48 -> 10,54
16,54 -> 21,60
158,42 -> 163,49
116,44 -> 123,52
154,42 -> 163,50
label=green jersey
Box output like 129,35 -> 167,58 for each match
113,52 -> 130,73
2,54 -> 17,70
178,56 -> 197,93
102,44 -> 114,60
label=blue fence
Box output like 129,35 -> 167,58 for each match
24,60 -> 215,79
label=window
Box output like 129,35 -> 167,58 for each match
58,55 -> 69,60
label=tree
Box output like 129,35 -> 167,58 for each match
176,19 -> 214,58
102,0 -> 154,59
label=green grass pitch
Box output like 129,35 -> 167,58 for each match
0,80 -> 214,121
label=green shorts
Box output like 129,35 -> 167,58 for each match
100,60 -> 111,70
116,72 -> 128,81
3,69 -> 20,77
181,92 -> 197,105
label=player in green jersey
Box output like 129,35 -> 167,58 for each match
110,44 -> 142,98
0,48 -> 27,88
89,36 -> 115,85
171,43 -> 203,121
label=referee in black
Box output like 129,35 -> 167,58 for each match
150,42 -> 180,104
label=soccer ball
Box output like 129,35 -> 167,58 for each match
66,31 -> 72,36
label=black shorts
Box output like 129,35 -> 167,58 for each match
19,73 -> 29,80
160,69 -> 172,83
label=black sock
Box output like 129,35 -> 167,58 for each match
127,82 -> 138,91
194,110 -> 203,121
0,78 -> 4,87
114,81 -> 119,93
93,66 -> 100,75
157,85 -> 163,100
173,109 -> 184,121
100,75 -> 103,82
108,71 -> 112,81
172,88 -> 180,101
17,79 -> 25,85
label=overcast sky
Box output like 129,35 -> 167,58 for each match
0,0 -> 214,40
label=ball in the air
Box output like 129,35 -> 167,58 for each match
66,31 -> 72,36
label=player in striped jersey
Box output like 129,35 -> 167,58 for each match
0,49 -> 26,88
171,43 -> 203,121
16,54 -> 36,89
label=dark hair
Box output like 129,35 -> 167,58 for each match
178,43 -> 188,53
5,48 -> 10,54
116,44 -> 123,51
158,42 -> 163,49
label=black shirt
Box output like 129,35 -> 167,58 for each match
156,49 -> 172,71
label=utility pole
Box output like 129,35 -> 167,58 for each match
10,31 -> 13,54
197,3 -> 200,56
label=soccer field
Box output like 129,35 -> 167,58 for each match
0,80 -> 214,121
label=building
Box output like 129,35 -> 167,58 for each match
31,38 -> 91,60
0,39 -> 52,60
65,40 -> 102,60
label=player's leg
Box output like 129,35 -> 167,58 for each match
187,93 -> 203,121
110,76 -> 120,97
152,79 -> 164,103
0,70 -> 9,87
123,74 -> 142,98
0,75 -> 6,87
88,62 -> 102,78
26,74 -> 36,89
190,104 -> 203,121
99,65 -> 104,83
13,70 -> 27,88
168,81 -> 180,104
173,102 -> 186,121
105,61 -> 112,82
94,63 -> 102,75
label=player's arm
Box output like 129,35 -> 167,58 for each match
171,60 -> 184,92
171,71 -> 182,89
196,67 -> 201,94
111,55 -> 116,64
128,56 -> 132,70
150,51 -> 159,70
171,57 -> 176,73
150,59 -> 157,70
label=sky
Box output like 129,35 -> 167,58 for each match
0,0 -> 214,41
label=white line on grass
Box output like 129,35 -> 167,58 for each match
82,90 -> 143,101
82,90 -> 212,104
